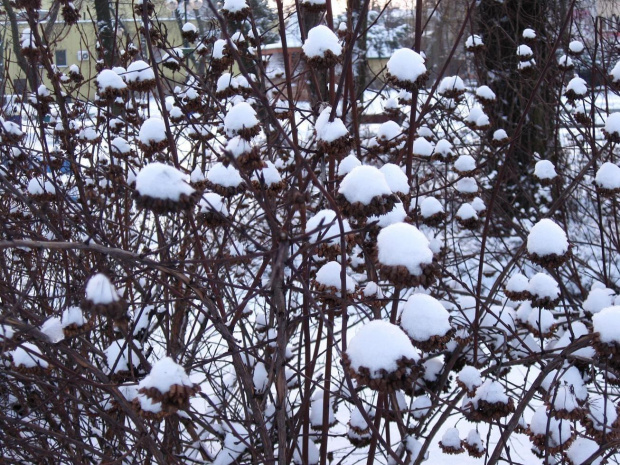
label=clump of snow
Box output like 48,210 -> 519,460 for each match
85,273 -> 121,305
412,137 -> 434,157
565,438 -> 603,465
527,218 -> 568,257
455,177 -> 478,195
377,120 -> 401,141
456,203 -> 478,221
465,35 -> 483,49
97,69 -> 127,91
27,177 -> 55,196
528,273 -> 560,300
412,395 -> 432,418
11,342 -> 48,369
224,102 -> 259,137
534,160 -> 557,180
568,40 -> 584,54
527,307 -> 556,335
253,362 -> 267,394
368,202 -> 407,228
564,75 -> 587,98
469,380 -> 510,407
136,163 -> 195,200
604,113 -> 620,137
434,139 -> 453,158
400,293 -> 451,341
139,356 -> 194,393
346,320 -> 419,377
517,44 -> 533,58
611,61 -> 620,83
529,406 -> 571,448
420,197 -> 444,218
454,155 -> 476,173
222,0 -> 248,13
199,192 -> 229,216
111,137 -> 132,155
493,129 -> 509,141
506,273 -> 529,294
592,306 -> 620,344
104,339 -> 142,373
476,85 -> 496,101
458,366 -> 482,392
380,163 -> 408,194
522,28 -> 536,39
376,222 -> 433,275
558,54 -> 574,69
583,287 -> 615,315
315,107 -> 348,142
208,163 -> 243,188
306,209 -> 350,245
337,154 -> 361,176
40,317 -> 64,343
139,118 -> 167,144
440,428 -> 461,448
315,261 -> 356,294
594,162 -> 620,190
438,76 -> 465,95
302,25 -> 342,58
125,60 -> 155,83
338,165 -> 392,205
386,49 -> 426,83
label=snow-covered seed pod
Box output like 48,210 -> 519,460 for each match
136,357 -> 200,416
581,393 -> 620,442
347,406 -> 374,448
251,161 -> 285,195
197,192 -> 229,227
10,342 -> 50,376
604,113 -> 620,143
557,54 -> 574,72
438,75 -> 466,99
137,118 -> 169,155
567,40 -> 584,57
432,138 -> 454,162
204,162 -> 246,197
454,155 -> 477,176
527,406 -> 574,454
504,273 -> 531,301
306,209 -> 353,260
592,306 -> 620,370
221,0 -> 250,21
564,75 -> 587,102
463,429 -> 485,457
61,306 -> 92,338
315,106 -> 351,158
462,380 -> 515,422
134,162 -> 198,214
26,177 -> 57,202
465,34 -> 484,53
594,162 -> 620,198
81,273 -> 128,323
224,101 -> 261,142
439,428 -> 464,454
399,293 -> 453,352
534,160 -> 558,186
418,196 -> 446,227
386,48 -> 429,92
210,39 -> 235,73
96,69 -> 128,101
313,261 -> 357,310
376,222 -> 438,288
490,129 -> 509,147
342,320 -> 423,391
455,203 -> 480,229
527,272 -> 561,309
456,366 -> 482,396
125,60 -> 156,92
516,44 -> 534,61
301,25 -> 342,68
527,218 -> 570,268
337,165 -> 398,219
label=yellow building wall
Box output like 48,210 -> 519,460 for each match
4,0 -> 197,99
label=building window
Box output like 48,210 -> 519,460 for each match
55,50 -> 67,67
